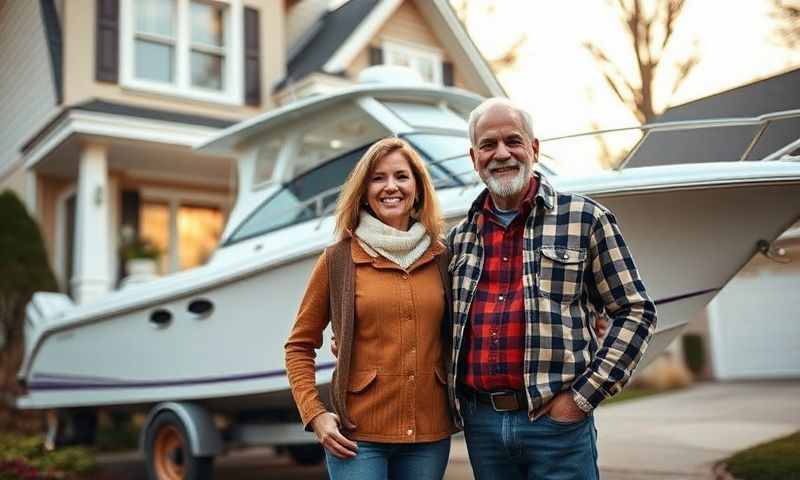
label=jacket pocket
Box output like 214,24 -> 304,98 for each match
537,247 -> 587,303
348,369 -> 378,393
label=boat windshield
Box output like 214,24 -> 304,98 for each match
404,133 -> 478,186
225,133 -> 477,245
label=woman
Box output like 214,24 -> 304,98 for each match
284,137 -> 455,479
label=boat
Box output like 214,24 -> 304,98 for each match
14,68 -> 800,473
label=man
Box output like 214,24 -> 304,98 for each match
446,98 -> 656,479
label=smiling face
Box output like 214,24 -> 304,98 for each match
470,104 -> 539,209
366,149 -> 418,231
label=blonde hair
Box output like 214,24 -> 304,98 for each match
334,138 -> 443,240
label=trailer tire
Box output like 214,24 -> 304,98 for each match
144,411 -> 214,480
288,443 -> 325,465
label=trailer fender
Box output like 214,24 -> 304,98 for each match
140,402 -> 222,457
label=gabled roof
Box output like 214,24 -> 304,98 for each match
626,67 -> 800,168
279,0 -> 381,91
277,0 -> 504,97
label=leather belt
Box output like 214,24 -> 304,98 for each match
457,384 -> 528,412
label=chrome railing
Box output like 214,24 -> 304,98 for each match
231,112 -> 800,242
540,108 -> 800,169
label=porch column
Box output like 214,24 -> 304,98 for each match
71,143 -> 112,304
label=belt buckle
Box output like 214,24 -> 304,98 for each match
489,391 -> 518,412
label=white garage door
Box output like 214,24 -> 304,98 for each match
709,253 -> 800,380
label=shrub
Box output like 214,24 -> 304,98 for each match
0,190 -> 58,397
682,333 -> 706,376
0,432 -> 95,479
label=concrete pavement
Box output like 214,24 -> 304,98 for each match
594,380 -> 800,479
93,380 -> 800,479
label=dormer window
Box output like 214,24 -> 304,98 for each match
381,40 -> 443,85
120,0 -> 243,105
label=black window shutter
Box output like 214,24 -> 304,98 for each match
368,46 -> 383,66
244,7 -> 261,106
119,190 -> 140,282
95,0 -> 119,83
442,61 -> 454,87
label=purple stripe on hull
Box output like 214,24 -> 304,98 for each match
653,288 -> 718,306
29,362 -> 336,391
26,289 -> 719,392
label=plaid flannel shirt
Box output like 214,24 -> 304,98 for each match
461,178 -> 537,391
446,173 -> 656,425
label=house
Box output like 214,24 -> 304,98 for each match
626,67 -> 800,380
0,0 -> 503,305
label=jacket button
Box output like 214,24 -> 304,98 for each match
407,429 -> 413,435
409,375 -> 414,381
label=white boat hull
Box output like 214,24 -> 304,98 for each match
16,163 -> 800,411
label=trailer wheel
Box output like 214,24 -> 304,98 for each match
287,443 -> 325,465
144,412 -> 214,480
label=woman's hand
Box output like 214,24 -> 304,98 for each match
310,412 -> 358,459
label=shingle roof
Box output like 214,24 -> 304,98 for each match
625,68 -> 800,168
275,0 -> 380,91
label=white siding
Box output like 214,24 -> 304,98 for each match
0,1 -> 58,178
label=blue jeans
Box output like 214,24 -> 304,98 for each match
460,394 -> 599,480
325,437 -> 451,480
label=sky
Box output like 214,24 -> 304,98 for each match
457,0 -> 800,173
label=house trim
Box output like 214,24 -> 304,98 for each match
22,110 -> 222,171
323,0 -> 404,73
420,0 -> 504,97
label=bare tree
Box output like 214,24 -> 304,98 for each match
771,0 -> 800,48
451,0 -> 528,73
583,0 -> 699,124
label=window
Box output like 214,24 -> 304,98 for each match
140,192 -> 227,274
121,0 -> 243,104
382,41 -> 443,84
383,101 -> 467,131
404,133 -> 476,187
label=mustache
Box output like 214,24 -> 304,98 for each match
486,159 -> 521,171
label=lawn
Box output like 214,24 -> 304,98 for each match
724,431 -> 800,480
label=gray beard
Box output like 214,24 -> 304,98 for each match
480,159 -> 531,198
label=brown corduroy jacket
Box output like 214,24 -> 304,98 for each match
284,237 -> 456,443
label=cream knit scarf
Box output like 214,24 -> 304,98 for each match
354,211 -> 431,270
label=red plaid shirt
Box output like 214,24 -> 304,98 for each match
461,177 -> 538,391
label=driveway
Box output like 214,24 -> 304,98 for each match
93,380 -> 800,479
594,380 -> 800,479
